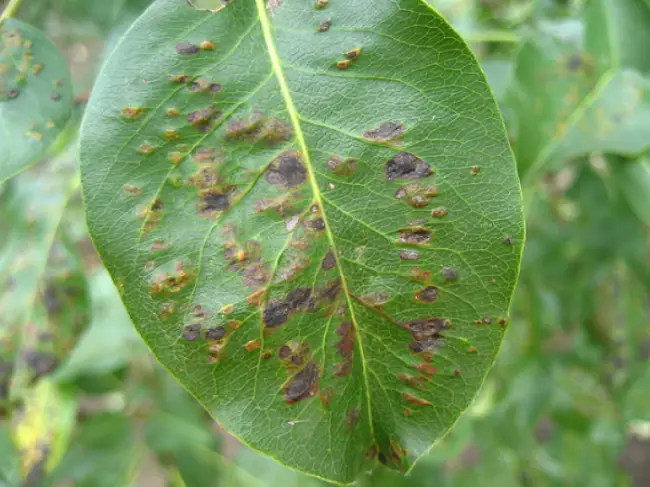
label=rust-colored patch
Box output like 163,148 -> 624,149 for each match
326,155 -> 358,176
315,0 -> 328,8
188,78 -> 222,94
168,74 -> 192,83
467,346 -> 478,354
220,304 -> 234,315
398,227 -> 431,245
334,322 -> 354,376
320,387 -> 334,408
402,393 -> 432,406
346,406 -> 360,429
137,143 -> 158,155
121,106 -> 146,120
403,408 -> 413,417
403,317 -> 450,353
498,318 -> 508,327
389,440 -> 407,464
261,350 -> 273,359
337,59 -> 351,70
247,288 -> 266,306
224,240 -> 270,290
192,146 -> 223,164
283,362 -> 320,403
265,151 -> 307,188
244,339 -> 261,352
226,111 -> 292,145
415,363 -> 437,375
415,286 -> 438,303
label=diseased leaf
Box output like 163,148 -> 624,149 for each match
0,19 -> 73,183
12,379 -> 76,483
80,0 -> 524,482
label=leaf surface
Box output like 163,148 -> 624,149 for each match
80,0 -> 524,482
0,19 -> 73,183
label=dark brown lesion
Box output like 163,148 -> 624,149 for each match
265,151 -> 307,188
334,321 -> 354,376
386,152 -> 432,180
402,317 -> 450,353
398,227 -> 432,245
283,362 -> 320,403
363,121 -> 406,143
321,250 -> 336,270
263,288 -> 312,328
415,286 -> 438,303
226,111 -> 292,145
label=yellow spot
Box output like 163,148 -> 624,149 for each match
315,0 -> 328,8
166,108 -> 180,117
168,152 -> 183,165
121,106 -> 147,120
221,304 -> 235,315
200,40 -> 216,50
163,129 -> 180,141
329,183 -> 335,190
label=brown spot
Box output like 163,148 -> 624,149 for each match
166,108 -> 180,117
366,444 -> 379,461
123,184 -> 141,195
193,146 -> 223,164
322,250 -> 336,270
404,317 -> 450,353
336,59 -> 351,70
415,363 -> 437,375
452,369 -> 461,377
263,288 -> 312,328
200,40 -> 216,50
398,227 -> 431,245
415,286 -> 438,303
320,387 -> 334,408
386,152 -> 432,180
168,74 -> 192,83
168,152 -> 183,165
220,304 -> 234,314
244,339 -> 261,352
346,406 -> 360,429
403,408 -> 413,416
261,350 -> 273,359
364,122 -> 405,142
399,250 -> 420,261
503,236 -> 513,245
265,151 -> 307,188
182,324 -> 202,341
176,42 -> 200,55
397,374 -> 427,388
187,106 -> 220,127
149,263 -> 196,296
431,207 -> 447,218
188,78 -> 222,94
344,48 -> 361,60
247,289 -> 266,306
205,326 -> 226,340
498,318 -> 508,327
137,143 -> 158,155
442,267 -> 458,281
471,165 -> 480,176
334,322 -> 355,376
402,393 -> 432,406
121,106 -> 146,120
278,345 -> 292,360
283,362 -> 320,403
32,63 -> 43,75
326,155 -> 358,176
315,0 -> 328,8
317,19 -> 332,32
566,53 -> 584,71
467,346 -> 478,354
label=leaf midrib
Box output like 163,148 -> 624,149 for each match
253,0 -> 375,437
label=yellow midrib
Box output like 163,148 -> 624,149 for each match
254,0 -> 375,437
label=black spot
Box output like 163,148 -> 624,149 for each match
201,192 -> 230,212
265,152 -> 307,188
176,42 -> 200,55
399,250 -> 420,261
364,122 -> 405,141
322,250 -> 336,270
263,300 -> 291,328
182,323 -> 202,341
308,218 -> 326,231
284,362 -> 320,403
398,228 -> 431,245
318,19 -> 332,32
386,152 -> 432,180
205,326 -> 226,340
416,286 -> 438,303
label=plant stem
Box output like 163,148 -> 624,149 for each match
0,0 -> 24,22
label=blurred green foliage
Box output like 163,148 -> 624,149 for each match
0,0 -> 649,486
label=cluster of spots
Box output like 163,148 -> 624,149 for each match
473,316 -> 508,328
187,77 -> 222,94
398,227 -> 431,245
263,288 -> 313,328
415,286 -> 438,303
378,441 -> 408,467
397,373 -> 427,389
149,261 -> 196,296
226,110 -> 292,145
139,198 -> 164,232
278,342 -> 311,368
337,47 -> 361,70
386,152 -> 432,181
395,183 -> 439,208
121,106 -> 147,120
265,151 -> 307,188
334,322 -> 354,376
182,323 -> 225,342
326,155 -> 358,176
363,122 -> 405,144
402,317 -> 450,353
283,362 -> 320,403
187,105 -> 220,132
223,239 -> 270,289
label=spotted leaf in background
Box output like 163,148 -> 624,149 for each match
0,18 -> 73,183
80,0 -> 524,482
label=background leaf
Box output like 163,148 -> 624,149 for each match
0,18 -> 73,182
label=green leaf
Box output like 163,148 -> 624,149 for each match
11,379 -> 76,482
0,19 -> 73,183
80,0 -> 523,482
611,157 -> 650,227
